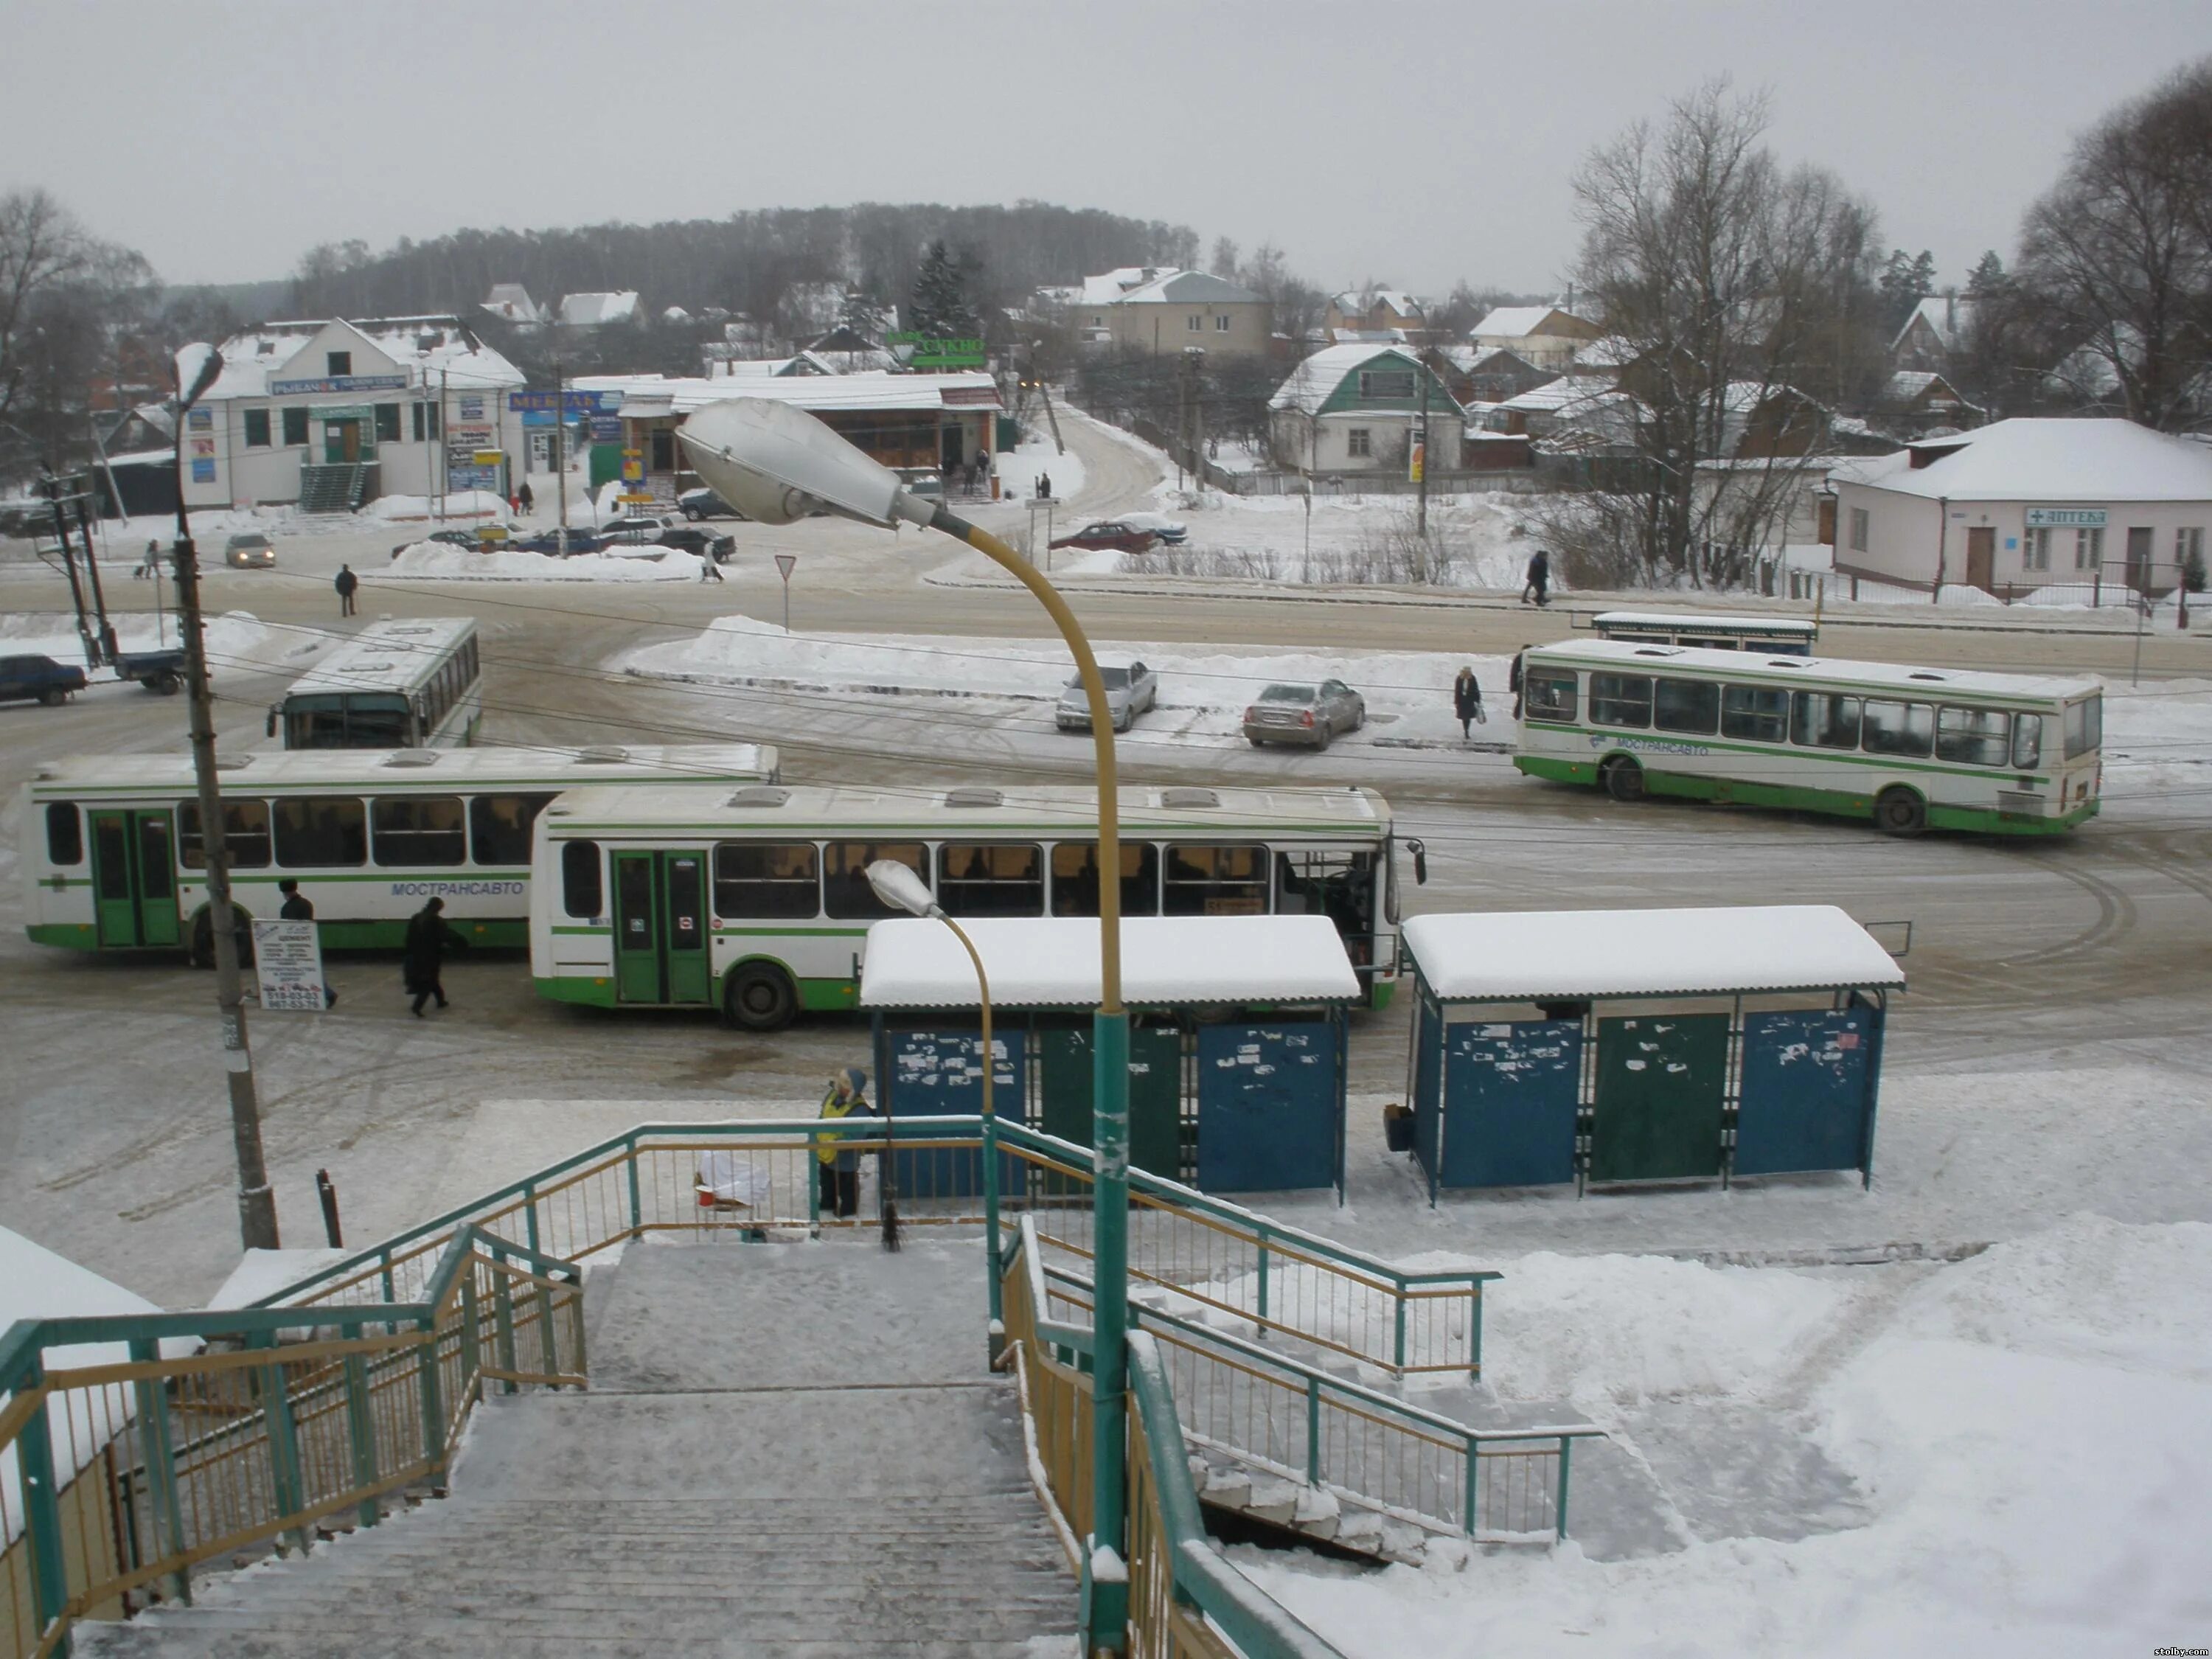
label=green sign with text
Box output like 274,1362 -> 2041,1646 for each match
888,333 -> 986,369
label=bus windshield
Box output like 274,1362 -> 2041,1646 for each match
285,693 -> 414,750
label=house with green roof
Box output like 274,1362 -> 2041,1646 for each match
1266,344 -> 1465,476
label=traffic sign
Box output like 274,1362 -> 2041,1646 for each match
773,554 -> 796,580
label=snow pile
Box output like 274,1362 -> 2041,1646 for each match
1243,1214 -> 2212,1658
999,433 -> 1087,504
366,490 -> 509,523
386,541 -> 704,582
0,609 -> 293,677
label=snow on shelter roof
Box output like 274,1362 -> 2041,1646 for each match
1402,906 -> 1905,1001
860,916 -> 1361,1009
1593,611 -> 1818,639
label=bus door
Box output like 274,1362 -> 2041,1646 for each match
611,850 -> 711,1005
1275,849 -> 1380,970
88,809 -> 181,949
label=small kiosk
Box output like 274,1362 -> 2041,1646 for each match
860,914 -> 1360,1199
1401,906 -> 1903,1198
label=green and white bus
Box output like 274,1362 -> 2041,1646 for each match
268,617 -> 482,749
21,744 -> 779,962
529,782 -> 1405,1029
1512,639 -> 2101,835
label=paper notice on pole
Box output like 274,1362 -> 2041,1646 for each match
774,554 -> 796,581
251,919 -> 327,1012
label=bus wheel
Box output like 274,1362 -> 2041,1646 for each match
1601,757 -> 1646,803
189,908 -> 255,970
1874,787 -> 1927,836
724,963 -> 797,1032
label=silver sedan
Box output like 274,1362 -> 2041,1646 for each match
1242,680 -> 1366,749
1056,661 -> 1159,732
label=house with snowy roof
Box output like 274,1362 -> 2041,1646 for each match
181,316 -> 527,512
1869,370 -> 1982,439
1891,294 -> 1979,375
1267,344 -> 1464,475
1829,417 -> 2212,596
1099,270 -> 1270,358
556,291 -> 641,330
1469,305 -> 1603,372
1324,290 -> 1430,344
479,283 -> 545,327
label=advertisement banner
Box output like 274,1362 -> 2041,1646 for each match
251,919 -> 327,1012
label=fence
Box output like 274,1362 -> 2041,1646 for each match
0,1227 -> 585,1659
256,1119 -> 1498,1382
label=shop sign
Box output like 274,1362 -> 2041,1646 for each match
2025,507 -> 2107,529
268,375 -> 408,394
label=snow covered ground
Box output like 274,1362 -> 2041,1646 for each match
386,541 -> 709,582
1241,1213 -> 2212,1658
0,609 -> 311,681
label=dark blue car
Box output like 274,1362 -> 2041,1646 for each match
0,654 -> 87,706
509,529 -> 608,555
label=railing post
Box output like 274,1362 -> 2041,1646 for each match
1556,1436 -> 1573,1543
1470,1283 -> 1484,1379
459,1267 -> 482,1402
492,1247 -> 519,1394
1304,1372 -> 1321,1486
807,1142 -> 822,1238
1393,1291 -> 1408,1372
1088,1007 -> 1132,1652
1255,1237 -> 1270,1335
254,1332 -> 310,1557
522,1180 -> 540,1255
15,1357 -> 72,1649
128,1338 -> 191,1605
380,1248 -> 397,1338
537,1275 -> 560,1380
625,1135 -> 644,1239
416,1312 -> 446,1473
984,1102 -> 1005,1364
339,1321 -> 380,1530
567,1273 -> 588,1385
1463,1436 -> 1480,1537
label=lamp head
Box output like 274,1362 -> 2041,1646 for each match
175,342 -> 221,411
678,397 -> 932,529
864,858 -> 938,918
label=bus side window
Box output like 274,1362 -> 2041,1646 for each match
2012,714 -> 2043,770
1860,700 -> 1934,758
470,793 -> 556,866
1588,673 -> 1652,729
1524,672 -> 1577,723
1652,678 -> 1719,735
45,802 -> 82,866
1790,692 -> 1860,749
274,796 -> 367,867
1721,685 -> 1788,743
1936,707 -> 2010,768
562,840 -> 603,917
2064,696 -> 2101,759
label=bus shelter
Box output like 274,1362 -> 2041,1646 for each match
1400,906 -> 1903,1199
859,914 -> 1361,1200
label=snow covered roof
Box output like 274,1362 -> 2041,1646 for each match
1891,294 -> 1979,352
205,316 -> 524,399
1268,344 -> 1430,414
579,369 -> 1002,417
1335,290 -> 1423,319
1402,906 -> 1905,1001
1116,270 -> 1263,306
1498,377 -> 1604,414
859,915 -> 1361,1009
1067,267 -> 1175,307
558,291 -> 641,327
1529,637 -> 2098,701
1837,418 -> 2212,503
480,283 -> 543,324
1472,305 -> 1593,340
27,743 -> 777,795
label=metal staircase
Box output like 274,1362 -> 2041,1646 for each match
295,462 -> 375,515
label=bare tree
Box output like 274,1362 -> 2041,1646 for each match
0,189 -> 153,481
2014,58 -> 2212,431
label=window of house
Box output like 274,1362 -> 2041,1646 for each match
1720,684 -> 1789,744
561,840 -> 602,917
936,844 -> 1045,917
272,796 -> 367,867
242,408 -> 271,448
1848,507 -> 1869,552
179,800 -> 272,869
1791,692 -> 1861,749
374,404 -> 401,444
1214,315 -> 1231,332
1652,678 -> 1719,735
371,796 -> 466,866
1357,369 -> 1415,400
712,841 -> 820,919
327,351 -> 352,378
823,842 -> 927,919
44,802 -> 81,866
1162,844 -> 1269,916
1935,706 -> 2011,768
411,403 -> 427,442
1860,699 -> 1935,758
468,793 -> 555,866
2075,526 -> 2104,571
1346,428 -> 1372,459
1588,673 -> 1654,729
1186,314 -> 1203,332
1524,671 -> 1578,723
1049,842 -> 1159,917
2023,527 -> 2051,571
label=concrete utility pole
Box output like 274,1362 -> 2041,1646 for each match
171,345 -> 279,1253
1416,373 -> 1430,539
553,357 -> 568,554
41,473 -> 102,667
1188,346 -> 1206,493
74,487 -> 119,663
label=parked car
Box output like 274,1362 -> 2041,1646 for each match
508,528 -> 608,555
1242,681 -> 1366,750
223,532 -> 276,568
1119,512 -> 1189,546
1049,521 -> 1158,555
1056,661 -> 1159,733
112,647 -> 187,695
602,514 -> 734,561
678,487 -> 743,521
0,654 -> 88,706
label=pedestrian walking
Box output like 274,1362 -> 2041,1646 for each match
698,551 -> 723,582
1521,549 -> 1551,608
402,896 -> 465,1017
1453,666 -> 1484,739
1509,646 -> 1529,721
136,539 -> 160,580
277,880 -> 338,1007
813,1067 -> 875,1221
335,563 -> 359,617
518,479 -> 535,514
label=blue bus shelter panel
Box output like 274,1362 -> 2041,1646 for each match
1589,1013 -> 1730,1183
1439,1020 -> 1583,1189
1412,995 -> 1444,1186
1038,1025 -> 1184,1182
1733,1007 -> 1879,1177
881,1029 -> 1025,1199
1195,1023 -> 1340,1193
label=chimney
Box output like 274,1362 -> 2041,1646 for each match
1944,293 -> 1956,334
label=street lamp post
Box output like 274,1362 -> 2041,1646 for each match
684,400 -> 1130,1649
866,860 -> 1003,1360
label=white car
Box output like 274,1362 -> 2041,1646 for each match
1056,661 -> 1159,732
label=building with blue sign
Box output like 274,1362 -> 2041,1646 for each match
181,317 -> 527,513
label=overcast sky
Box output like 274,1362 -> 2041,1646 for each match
7,0 -> 2209,298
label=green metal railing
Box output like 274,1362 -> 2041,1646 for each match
253,1119 -> 1498,1380
0,1227 -> 584,1659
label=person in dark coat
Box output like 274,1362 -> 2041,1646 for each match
518,479 -> 535,514
814,1067 -> 875,1220
402,896 -> 465,1016
1452,666 -> 1484,739
1509,646 -> 1530,721
277,880 -> 337,1006
1522,549 -> 1551,607
335,564 -> 359,617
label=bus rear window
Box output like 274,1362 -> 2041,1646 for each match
561,840 -> 602,917
45,802 -> 82,866
2064,696 -> 2101,759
